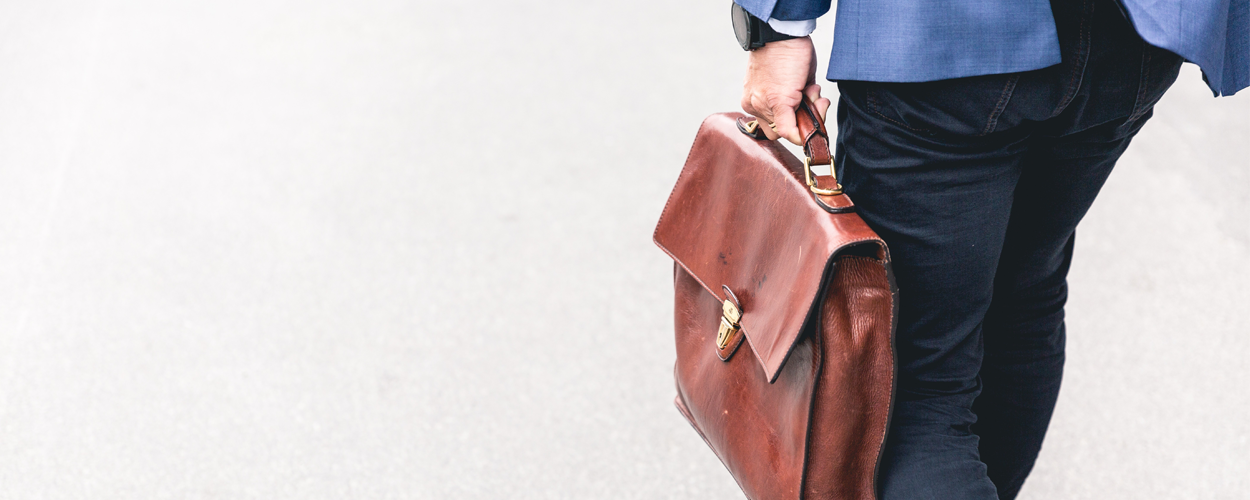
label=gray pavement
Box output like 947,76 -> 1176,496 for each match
0,1 -> 1246,498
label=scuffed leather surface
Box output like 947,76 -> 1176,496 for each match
803,257 -> 896,500
654,112 -> 883,383
672,257 -> 896,500
674,264 -> 816,500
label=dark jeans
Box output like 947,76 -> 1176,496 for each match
833,0 -> 1184,498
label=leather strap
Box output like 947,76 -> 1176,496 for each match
794,97 -> 850,210
795,97 -> 831,166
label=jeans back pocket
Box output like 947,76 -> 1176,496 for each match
862,74 -> 1021,137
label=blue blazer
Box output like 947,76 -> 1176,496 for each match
736,0 -> 1249,96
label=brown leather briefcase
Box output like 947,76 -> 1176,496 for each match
653,100 -> 898,500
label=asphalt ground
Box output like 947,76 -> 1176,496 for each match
1,1 -> 1247,498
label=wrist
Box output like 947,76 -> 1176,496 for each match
751,36 -> 814,56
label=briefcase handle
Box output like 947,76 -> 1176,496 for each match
736,98 -> 843,197
794,97 -> 842,196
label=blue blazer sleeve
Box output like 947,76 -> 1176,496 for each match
734,0 -> 831,21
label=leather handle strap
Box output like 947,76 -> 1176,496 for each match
793,96 -> 844,199
795,96 -> 831,166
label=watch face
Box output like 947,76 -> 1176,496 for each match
731,3 -> 752,50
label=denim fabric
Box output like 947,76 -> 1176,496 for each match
831,0 -> 1183,498
732,0 -> 1246,95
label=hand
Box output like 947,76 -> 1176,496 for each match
740,36 -> 831,145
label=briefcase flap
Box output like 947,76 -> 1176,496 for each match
654,112 -> 888,383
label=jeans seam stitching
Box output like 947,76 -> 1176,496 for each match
1128,44 -> 1153,122
1053,0 -> 1094,117
981,75 -> 1021,136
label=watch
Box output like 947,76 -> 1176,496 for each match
731,3 -> 799,51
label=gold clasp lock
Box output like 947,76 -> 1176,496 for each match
716,298 -> 742,350
804,156 -> 843,196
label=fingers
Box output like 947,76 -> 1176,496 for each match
803,84 -> 832,121
769,100 -> 801,145
742,91 -> 827,145
759,120 -> 781,141
814,97 -> 831,122
741,93 -> 771,128
741,95 -> 802,144
743,93 -> 782,140
740,88 -> 828,145
746,92 -> 801,144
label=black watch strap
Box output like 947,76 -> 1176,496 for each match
755,18 -> 799,47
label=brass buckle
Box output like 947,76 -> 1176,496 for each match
742,120 -> 759,134
804,156 -> 843,196
716,298 -> 742,350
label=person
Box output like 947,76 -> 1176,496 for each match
729,0 -> 1247,498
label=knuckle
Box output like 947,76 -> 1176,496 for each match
744,94 -> 762,114
764,92 -> 797,110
